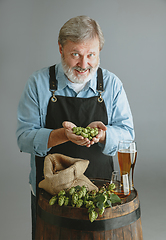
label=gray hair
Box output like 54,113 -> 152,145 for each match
58,16 -> 105,50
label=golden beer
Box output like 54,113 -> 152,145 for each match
118,149 -> 137,189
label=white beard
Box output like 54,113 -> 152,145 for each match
61,56 -> 100,84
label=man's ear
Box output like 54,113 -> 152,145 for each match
58,42 -> 63,55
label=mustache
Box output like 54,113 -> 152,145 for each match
73,66 -> 92,72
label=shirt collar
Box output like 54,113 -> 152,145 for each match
55,62 -> 98,93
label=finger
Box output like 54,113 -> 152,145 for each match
63,121 -> 76,129
86,144 -> 91,148
78,138 -> 91,146
62,121 -> 69,128
91,137 -> 99,144
97,122 -> 107,131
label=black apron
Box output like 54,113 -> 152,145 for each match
36,65 -> 113,198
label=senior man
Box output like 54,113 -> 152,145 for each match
16,15 -> 134,239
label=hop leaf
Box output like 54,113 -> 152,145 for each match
110,193 -> 121,204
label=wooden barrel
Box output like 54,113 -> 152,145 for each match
35,179 -> 143,240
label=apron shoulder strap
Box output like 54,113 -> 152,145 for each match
97,67 -> 104,91
49,64 -> 57,91
49,65 -> 103,91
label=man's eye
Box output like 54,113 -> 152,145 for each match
73,53 -> 79,57
89,53 -> 94,57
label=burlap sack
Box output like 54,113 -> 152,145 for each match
38,153 -> 98,195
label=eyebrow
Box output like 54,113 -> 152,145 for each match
71,49 -> 96,54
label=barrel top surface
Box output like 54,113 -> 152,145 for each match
38,178 -> 140,220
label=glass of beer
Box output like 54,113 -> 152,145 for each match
111,171 -> 131,198
118,140 -> 137,190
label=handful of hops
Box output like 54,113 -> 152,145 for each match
49,183 -> 121,222
72,126 -> 99,140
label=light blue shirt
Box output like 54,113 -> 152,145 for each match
16,63 -> 135,195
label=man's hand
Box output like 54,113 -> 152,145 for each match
62,121 -> 107,148
86,121 -> 107,147
62,121 -> 91,146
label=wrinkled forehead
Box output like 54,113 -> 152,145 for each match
62,37 -> 100,51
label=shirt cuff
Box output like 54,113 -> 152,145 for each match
100,126 -> 120,156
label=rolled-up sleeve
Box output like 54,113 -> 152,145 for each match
16,77 -> 52,156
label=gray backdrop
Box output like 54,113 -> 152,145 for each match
0,0 -> 166,239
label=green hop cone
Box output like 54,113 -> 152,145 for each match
64,197 -> 69,206
98,207 -> 105,215
58,196 -> 65,206
99,186 -> 106,193
89,210 -> 98,223
76,130 -> 82,135
49,195 -> 58,205
90,130 -> 95,137
81,132 -> 88,138
76,199 -> 83,208
81,186 -> 87,197
72,126 -> 98,139
58,189 -> 66,197
85,200 -> 94,209
78,190 -> 83,199
83,128 -> 88,133
91,190 -> 97,196
72,127 -> 77,133
108,183 -> 116,191
69,187 -> 75,195
72,193 -> 79,204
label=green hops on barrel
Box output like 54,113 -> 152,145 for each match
58,189 -> 66,197
58,196 -> 65,206
72,126 -> 99,139
69,187 -> 75,195
49,195 -> 58,205
89,210 -> 98,223
72,193 -> 79,205
64,196 -> 69,206
48,182 -> 122,223
76,199 -> 83,208
98,207 -> 105,215
81,185 -> 87,197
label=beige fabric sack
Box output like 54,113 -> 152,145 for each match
38,153 -> 98,195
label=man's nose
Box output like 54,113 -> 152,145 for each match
79,56 -> 88,69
